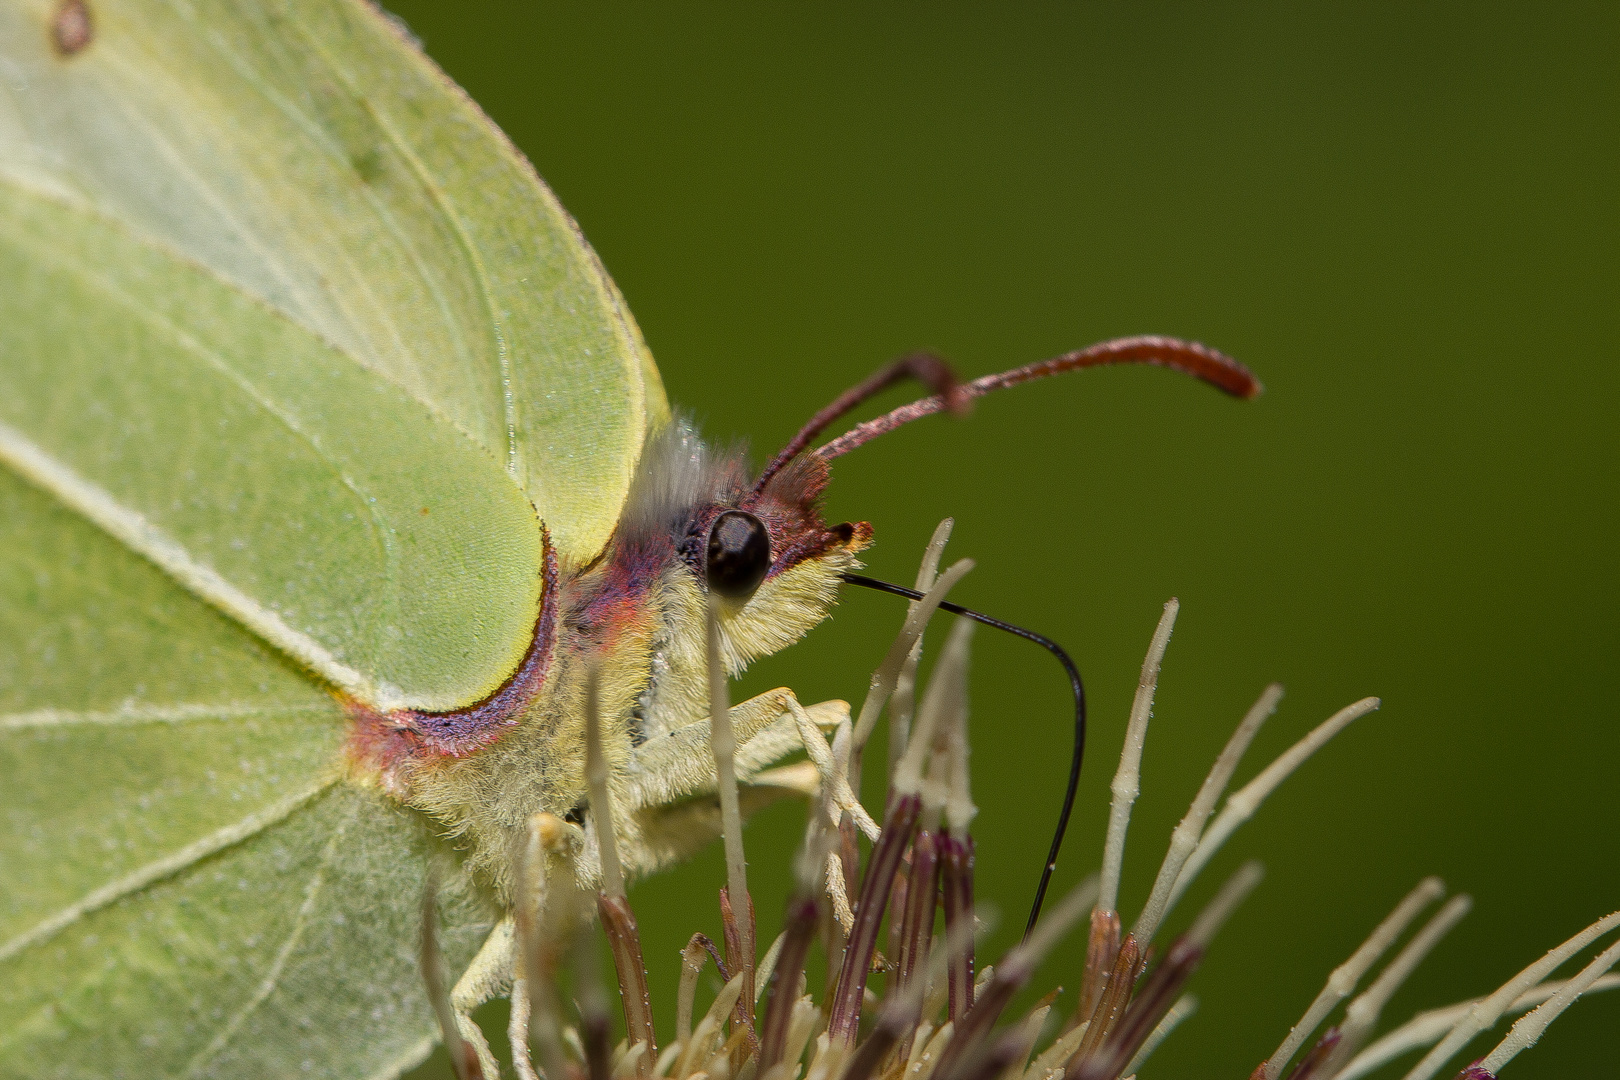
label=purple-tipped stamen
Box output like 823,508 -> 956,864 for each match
597,893 -> 656,1073
829,792 -> 922,1043
940,833 -> 977,1021
757,895 -> 819,1072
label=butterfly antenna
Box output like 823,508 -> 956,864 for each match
816,336 -> 1260,463
754,352 -> 970,493
839,572 -> 1085,941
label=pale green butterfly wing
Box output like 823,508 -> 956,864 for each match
0,0 -> 668,567
0,0 -> 674,703
0,182 -> 545,711
0,0 -> 670,1074
0,178 -> 500,1077
0,460 -> 492,1078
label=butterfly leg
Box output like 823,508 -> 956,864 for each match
637,687 -> 877,926
623,690 -> 844,812
780,695 -> 880,841
506,966 -> 548,1080
775,695 -> 877,934
449,917 -> 515,1079
619,690 -> 852,875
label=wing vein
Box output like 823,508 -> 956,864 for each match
190,23 -> 445,384
0,778 -> 337,964
0,185 -> 412,703
0,702 -> 334,730
93,45 -> 332,337
0,418 -> 379,705
294,27 -> 519,477
180,820 -> 347,1078
203,14 -> 511,473
365,115 -> 519,477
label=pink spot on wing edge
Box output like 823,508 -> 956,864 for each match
51,0 -> 93,56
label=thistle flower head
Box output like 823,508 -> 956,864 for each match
424,527 -> 1616,1080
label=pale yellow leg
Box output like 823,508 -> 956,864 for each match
449,918 -> 513,1079
622,689 -> 848,813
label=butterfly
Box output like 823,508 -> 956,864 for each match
0,1 -> 1257,1076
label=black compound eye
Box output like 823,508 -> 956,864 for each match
705,510 -> 771,600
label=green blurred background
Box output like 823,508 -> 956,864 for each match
391,4 -> 1618,1077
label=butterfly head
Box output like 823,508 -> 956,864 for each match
569,419 -> 871,746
